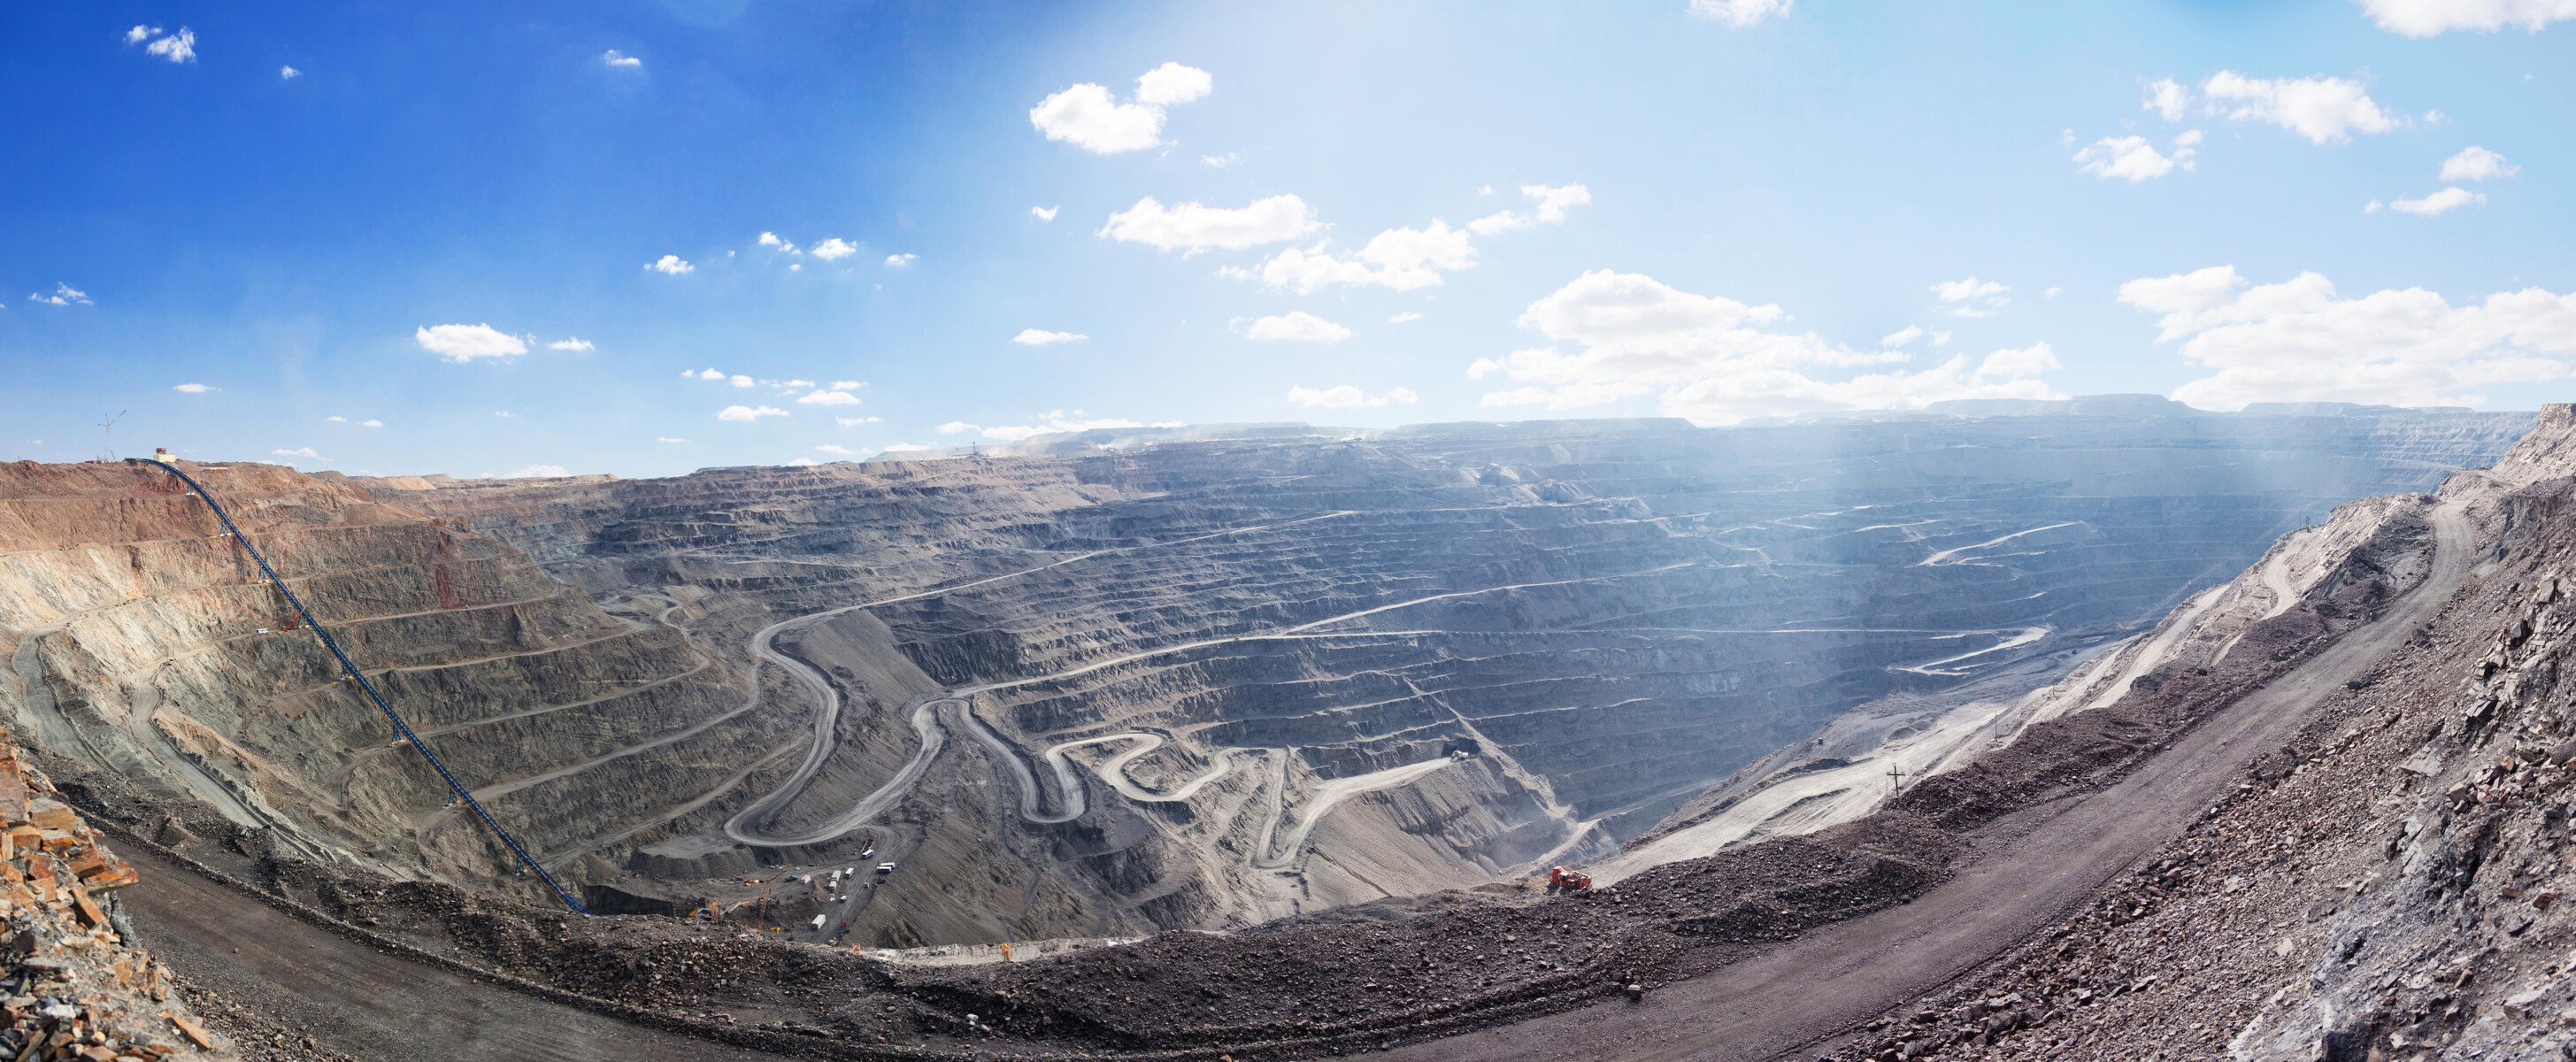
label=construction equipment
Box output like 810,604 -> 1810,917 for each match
689,901 -> 720,923
1546,866 -> 1593,894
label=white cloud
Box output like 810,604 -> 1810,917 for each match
657,437 -> 687,442
548,337 -> 595,351
494,411 -> 513,418
1979,343 -> 2061,378
173,382 -> 211,393
811,238 -> 857,261
415,323 -> 527,363
1390,312 -> 1425,324
829,381 -> 863,391
1257,221 -> 1477,293
936,421 -> 979,435
647,255 -> 694,275
1029,63 -> 1213,154
1134,61 -> 1213,106
796,389 -> 861,405
2391,186 -> 2488,215
759,232 -> 797,253
1013,329 -> 1087,345
815,444 -> 857,455
144,27 -> 196,63
28,282 -> 90,306
281,65 -> 301,80
730,375 -> 754,388
2358,0 -> 2576,36
1880,326 -> 1926,348
717,405 -> 788,421
688,367 -> 726,381
1933,330 -> 1954,346
835,416 -> 881,427
2119,265 -> 2576,408
2073,135 -> 2191,181
780,380 -> 816,389
1203,152 -> 1242,168
1933,277 -> 2012,317
1468,269 -> 2059,424
1031,205 -> 1060,222
124,26 -> 158,44
1246,312 -> 1354,343
2144,78 -> 2191,121
881,442 -> 931,453
362,419 -> 383,427
2046,287 -> 2064,297
785,457 -> 820,466
1101,195 -> 1319,252
2365,199 -> 2386,213
980,412 -> 1147,441
327,416 -> 347,423
502,465 -> 570,478
1690,0 -> 1792,27
2201,71 -> 2404,144
273,447 -> 321,458
1286,385 -> 1419,409
2441,145 -> 2520,181
1469,182 -> 1594,235
884,253 -> 917,266
601,50 -> 642,69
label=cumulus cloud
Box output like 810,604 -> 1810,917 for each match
829,381 -> 864,391
28,283 -> 91,306
124,26 -> 157,44
273,448 -> 321,458
1933,277 -> 2012,317
415,323 -> 527,363
884,253 -> 917,266
759,232 -> 797,253
327,416 -> 347,423
811,238 -> 857,260
730,375 -> 753,388
1390,312 -> 1425,324
601,50 -> 642,69
979,412 -> 1148,441
2144,78 -> 2191,121
1287,385 -> 1419,409
1469,183 -> 1594,235
815,444 -> 857,455
1465,269 -> 2060,424
1257,221 -> 1477,293
881,442 -> 931,453
173,383 -> 212,393
1246,312 -> 1354,343
1013,329 -> 1087,345
1880,326 -> 1926,348
657,437 -> 687,442
548,337 -> 594,350
1690,0 -> 1792,27
1029,62 -> 1213,154
1203,152 -> 1242,168
936,421 -> 978,435
502,465 -> 571,478
2441,146 -> 2519,181
717,405 -> 788,421
2118,265 -> 2576,408
2391,186 -> 2488,215
1031,205 -> 1059,222
362,419 -> 382,427
785,458 -> 821,466
143,27 -> 196,63
1101,195 -> 1319,252
2358,0 -> 2576,35
2074,134 -> 2195,181
647,255 -> 694,275
796,389 -> 860,405
281,65 -> 300,80
2202,71 -> 2404,144
836,416 -> 881,427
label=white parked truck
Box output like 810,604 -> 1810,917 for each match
810,914 -> 827,930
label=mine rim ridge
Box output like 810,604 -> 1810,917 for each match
137,457 -> 592,913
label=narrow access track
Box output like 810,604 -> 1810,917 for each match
1383,501 -> 2472,1062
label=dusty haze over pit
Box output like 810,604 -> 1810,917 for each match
0,404 -> 2536,946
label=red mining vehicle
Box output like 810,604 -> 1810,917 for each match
1546,866 -> 1593,894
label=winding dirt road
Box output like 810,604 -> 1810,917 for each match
1385,501 -> 2472,1062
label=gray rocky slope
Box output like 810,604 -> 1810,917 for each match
0,403 -> 2534,949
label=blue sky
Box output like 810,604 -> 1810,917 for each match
3,0 -> 2572,478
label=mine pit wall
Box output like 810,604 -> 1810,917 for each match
0,460 -> 773,909
360,412 -> 2539,943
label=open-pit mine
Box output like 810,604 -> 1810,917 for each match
1,400 -> 2560,1060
